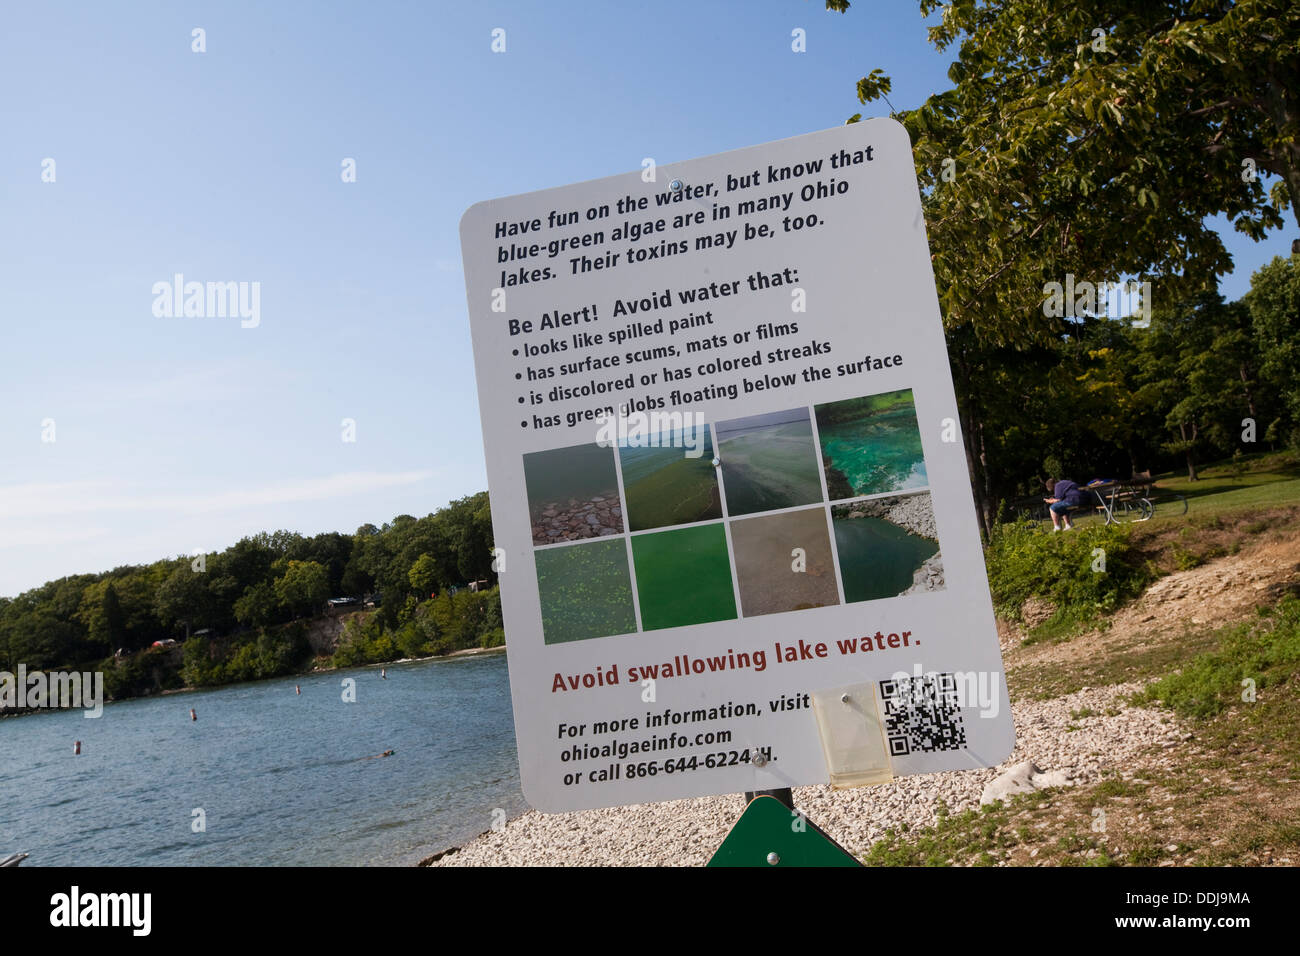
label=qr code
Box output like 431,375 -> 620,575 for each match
879,673 -> 967,756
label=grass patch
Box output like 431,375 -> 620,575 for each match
1134,597 -> 1300,718
1006,627 -> 1226,700
860,793 -> 1050,866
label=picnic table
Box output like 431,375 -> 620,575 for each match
1082,480 -> 1151,525
1010,478 -> 1187,528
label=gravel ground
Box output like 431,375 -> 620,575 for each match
429,682 -> 1185,866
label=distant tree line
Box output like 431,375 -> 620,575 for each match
0,492 -> 498,698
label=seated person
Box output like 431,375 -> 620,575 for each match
1044,477 -> 1087,531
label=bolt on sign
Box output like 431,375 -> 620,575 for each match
460,119 -> 1014,812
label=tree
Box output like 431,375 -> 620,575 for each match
408,553 -> 441,599
155,565 -> 214,640
273,560 -> 329,619
98,583 -> 125,653
1246,253 -> 1300,444
836,0 -> 1300,531
233,581 -> 280,628
1127,292 -> 1259,479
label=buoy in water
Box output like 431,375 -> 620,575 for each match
190,708 -> 197,721
295,685 -> 301,695
74,740 -> 81,755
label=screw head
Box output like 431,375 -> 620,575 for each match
766,851 -> 780,865
669,179 -> 683,192
710,456 -> 720,467
752,752 -> 768,767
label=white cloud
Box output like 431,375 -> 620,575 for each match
0,471 -> 436,520
0,524 -> 112,550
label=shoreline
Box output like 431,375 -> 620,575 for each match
1,645 -> 508,718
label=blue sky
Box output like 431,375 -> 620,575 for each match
0,1 -> 1291,597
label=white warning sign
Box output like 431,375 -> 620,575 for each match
460,119 -> 1014,812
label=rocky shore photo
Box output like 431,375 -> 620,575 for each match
832,491 -> 944,602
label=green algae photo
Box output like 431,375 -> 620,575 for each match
619,425 -> 722,531
535,539 -> 637,644
729,507 -> 840,616
630,524 -> 737,631
523,443 -> 624,546
831,492 -> 943,603
815,390 -> 927,499
714,409 -> 824,517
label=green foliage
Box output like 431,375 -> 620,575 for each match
408,553 -> 440,599
102,646 -> 184,699
834,2 -> 1300,534
273,560 -> 329,618
332,614 -> 398,667
1135,597 -> 1300,719
180,625 -> 311,687
0,491 -> 498,700
330,587 -> 503,668
861,793 -> 1050,866
233,580 -> 279,628
155,565 -> 215,637
1246,254 -> 1300,443
985,522 -> 1152,631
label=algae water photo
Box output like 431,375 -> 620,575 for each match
534,539 -> 637,644
714,409 -> 824,516
618,425 -> 722,532
524,443 -> 624,545
630,524 -> 737,631
729,507 -> 840,616
816,390 -> 927,499
831,492 -> 944,603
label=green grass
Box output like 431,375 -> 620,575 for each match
1152,450 -> 1300,520
1056,451 -> 1300,531
535,539 -> 637,643
860,793 -> 1052,866
631,524 -> 737,630
1133,596 -> 1300,718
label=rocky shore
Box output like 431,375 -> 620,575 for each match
838,491 -> 936,539
531,496 -> 623,545
902,552 -> 945,594
425,683 -> 1183,867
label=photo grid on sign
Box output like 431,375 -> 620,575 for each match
526,388 -> 944,644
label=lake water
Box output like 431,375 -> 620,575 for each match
0,653 -> 527,866
818,404 -> 927,497
833,516 -> 939,602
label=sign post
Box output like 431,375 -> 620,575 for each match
460,120 -> 1014,828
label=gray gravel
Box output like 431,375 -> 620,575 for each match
429,682 -> 1186,866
